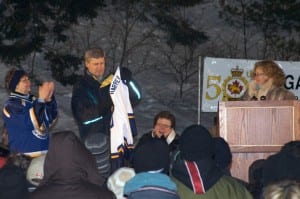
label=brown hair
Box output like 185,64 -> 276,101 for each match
153,111 -> 176,129
84,48 -> 105,63
251,60 -> 286,87
5,68 -> 17,93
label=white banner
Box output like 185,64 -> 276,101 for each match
201,57 -> 300,112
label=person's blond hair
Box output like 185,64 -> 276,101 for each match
251,60 -> 286,87
263,180 -> 300,199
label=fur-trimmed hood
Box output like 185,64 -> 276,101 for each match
243,79 -> 295,101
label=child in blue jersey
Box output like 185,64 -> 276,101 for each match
2,68 -> 58,158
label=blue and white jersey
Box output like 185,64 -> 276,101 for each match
109,67 -> 137,165
3,92 -> 58,157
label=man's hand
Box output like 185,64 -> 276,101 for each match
120,67 -> 132,81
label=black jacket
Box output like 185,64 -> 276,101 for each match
71,69 -> 141,140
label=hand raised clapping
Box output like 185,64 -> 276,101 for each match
38,81 -> 55,102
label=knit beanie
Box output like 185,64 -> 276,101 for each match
133,139 -> 170,174
180,124 -> 215,161
262,141 -> 300,186
8,69 -> 26,92
248,159 -> 265,184
213,137 -> 232,170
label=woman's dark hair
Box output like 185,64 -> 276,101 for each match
153,111 -> 176,129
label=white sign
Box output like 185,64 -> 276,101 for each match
201,57 -> 300,112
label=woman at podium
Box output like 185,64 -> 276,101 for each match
242,60 -> 296,101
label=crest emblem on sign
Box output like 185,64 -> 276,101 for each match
222,66 -> 248,101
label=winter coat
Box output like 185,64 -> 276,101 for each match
71,72 -> 113,139
124,172 -> 180,199
242,80 -> 295,101
138,130 -> 180,154
71,69 -> 141,177
0,162 -> 29,199
171,152 -> 253,199
71,69 -> 141,140
2,92 -> 57,157
172,175 -> 253,199
29,131 -> 115,199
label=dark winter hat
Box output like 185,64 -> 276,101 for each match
7,69 -> 26,92
133,139 -> 170,174
262,150 -> 300,186
213,137 -> 232,170
179,124 -> 215,161
248,159 -> 265,184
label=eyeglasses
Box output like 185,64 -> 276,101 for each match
254,72 -> 265,77
155,123 -> 171,129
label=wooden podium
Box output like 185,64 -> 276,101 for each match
218,100 -> 300,182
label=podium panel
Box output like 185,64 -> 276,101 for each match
218,100 -> 300,182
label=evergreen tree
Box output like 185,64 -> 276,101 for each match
0,0 -> 105,84
220,0 -> 300,60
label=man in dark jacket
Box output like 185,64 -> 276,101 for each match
71,48 -> 141,177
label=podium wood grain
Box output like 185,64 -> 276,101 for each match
218,100 -> 300,182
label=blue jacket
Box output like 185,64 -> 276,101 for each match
3,92 -> 58,156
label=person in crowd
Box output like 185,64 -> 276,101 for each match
213,136 -> 248,187
262,140 -> 300,187
262,180 -> 300,199
71,47 -> 141,140
26,154 -> 46,188
123,138 -> 180,199
138,111 -> 179,154
29,130 -> 115,199
0,144 -> 29,199
171,124 -> 253,199
2,68 -> 58,158
242,60 -> 296,101
107,167 -> 136,199
213,137 -> 232,176
71,47 -> 141,177
247,159 -> 266,199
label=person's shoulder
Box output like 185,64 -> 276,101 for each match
140,131 -> 152,139
282,89 -> 296,100
3,97 -> 26,113
270,87 -> 296,100
218,175 -> 251,192
138,131 -> 153,140
72,74 -> 96,90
